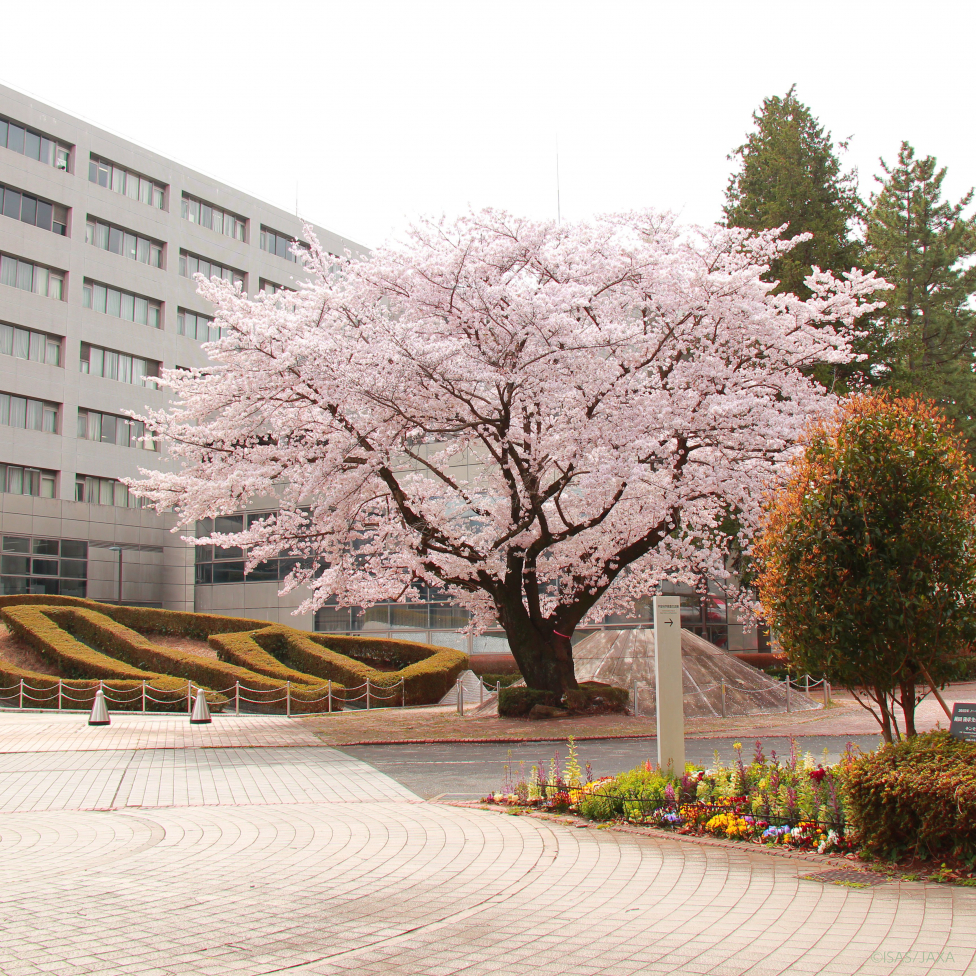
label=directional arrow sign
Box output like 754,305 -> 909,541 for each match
653,596 -> 684,774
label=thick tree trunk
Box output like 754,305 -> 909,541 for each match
496,607 -> 579,694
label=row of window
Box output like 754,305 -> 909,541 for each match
182,194 -> 246,241
77,408 -> 155,451
0,464 -> 56,498
179,250 -> 244,288
0,536 -> 87,600
0,117 -> 69,171
0,323 -> 61,366
177,309 -> 224,343
259,226 -> 303,263
3,110 -> 309,265
0,395 -> 156,450
86,218 -> 163,268
75,474 -> 144,508
80,342 -> 159,385
0,253 -> 64,300
0,394 -> 58,433
82,280 -> 162,328
88,156 -> 165,209
1,184 -> 68,235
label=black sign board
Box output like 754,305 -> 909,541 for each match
949,703 -> 976,743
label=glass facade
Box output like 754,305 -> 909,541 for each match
0,536 -> 87,597
193,513 -> 313,584
88,155 -> 165,209
0,117 -> 70,171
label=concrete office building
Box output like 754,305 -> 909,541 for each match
0,83 -> 365,630
0,84 -> 757,652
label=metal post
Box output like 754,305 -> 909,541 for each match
187,681 -> 192,715
401,678 -> 405,709
786,674 -> 791,713
286,681 -> 291,718
58,679 -> 62,712
235,680 -> 240,715
496,680 -> 501,697
142,680 -> 146,713
327,680 -> 332,713
805,674 -> 810,695
366,678 -> 371,710
721,680 -> 727,719
632,679 -> 639,717
457,677 -> 464,715
18,678 -> 23,709
826,681 -> 831,705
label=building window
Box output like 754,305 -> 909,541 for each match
75,475 -> 144,509
82,279 -> 161,329
79,342 -> 160,386
0,254 -> 64,301
0,464 -> 56,498
258,278 -> 293,296
0,393 -> 58,433
77,408 -> 155,451
177,309 -> 225,343
181,194 -> 245,241
194,512 -> 314,585
179,250 -> 244,289
0,184 -> 68,235
0,536 -> 87,597
88,155 -> 165,209
260,226 -> 306,263
0,323 -> 61,366
0,117 -> 70,172
85,217 -> 163,268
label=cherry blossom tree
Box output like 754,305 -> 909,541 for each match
131,210 -> 886,693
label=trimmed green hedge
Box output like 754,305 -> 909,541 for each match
845,731 -> 976,863
304,634 -> 467,705
0,596 -> 466,709
0,604 -> 208,710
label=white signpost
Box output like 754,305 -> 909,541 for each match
653,596 -> 685,774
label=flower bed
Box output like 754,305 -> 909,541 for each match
485,738 -> 856,855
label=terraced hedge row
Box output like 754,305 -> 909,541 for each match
0,595 -> 468,711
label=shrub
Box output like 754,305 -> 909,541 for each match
477,673 -> 522,688
578,765 -> 677,821
498,682 -> 629,718
498,687 -> 561,717
844,730 -> 976,863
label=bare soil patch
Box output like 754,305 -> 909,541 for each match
144,632 -> 219,661
0,624 -> 60,676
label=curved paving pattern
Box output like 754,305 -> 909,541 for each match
0,715 -> 972,975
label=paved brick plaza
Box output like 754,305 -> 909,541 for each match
0,713 -> 973,975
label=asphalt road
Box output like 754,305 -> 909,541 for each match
340,734 -> 885,800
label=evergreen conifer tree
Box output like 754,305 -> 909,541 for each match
864,142 -> 976,445
724,86 -> 862,300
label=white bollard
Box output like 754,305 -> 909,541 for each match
190,688 -> 212,724
89,687 -> 110,726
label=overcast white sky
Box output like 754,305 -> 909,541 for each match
2,1 -> 972,249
